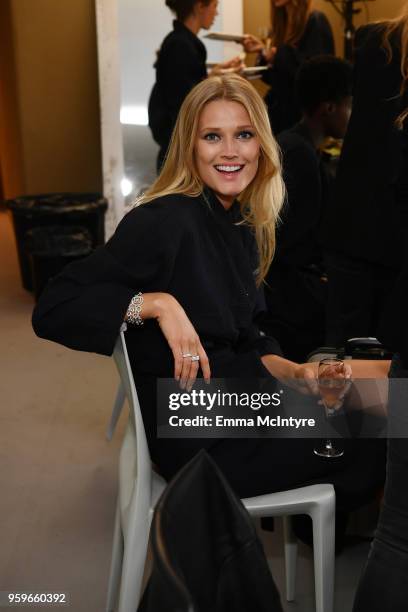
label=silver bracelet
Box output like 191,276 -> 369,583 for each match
126,292 -> 144,326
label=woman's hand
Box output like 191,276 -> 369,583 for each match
294,362 -> 320,396
261,354 -> 319,395
210,55 -> 245,76
263,45 -> 277,65
242,34 -> 264,54
141,292 -> 211,390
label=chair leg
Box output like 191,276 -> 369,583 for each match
106,500 -> 124,612
283,515 -> 298,602
310,500 -> 335,612
117,516 -> 152,612
106,383 -> 126,441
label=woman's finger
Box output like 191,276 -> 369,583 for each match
180,345 -> 192,389
198,344 -> 211,383
186,351 -> 200,392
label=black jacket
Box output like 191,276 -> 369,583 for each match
262,11 -> 334,134
32,190 -> 280,361
320,24 -> 408,266
32,190 -> 282,477
138,450 -> 283,612
148,21 -> 207,152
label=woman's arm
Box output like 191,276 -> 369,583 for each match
261,354 -> 319,394
260,356 -> 391,396
32,202 -> 211,389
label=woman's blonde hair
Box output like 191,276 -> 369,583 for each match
138,74 -> 285,284
270,0 -> 312,47
381,2 -> 408,126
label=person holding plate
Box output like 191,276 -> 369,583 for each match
243,0 -> 334,134
148,0 -> 243,170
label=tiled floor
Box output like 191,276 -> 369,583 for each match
0,210 -> 372,611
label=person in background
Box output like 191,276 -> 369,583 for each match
242,0 -> 334,134
352,26 -> 408,605
262,55 -> 353,362
32,75 -> 385,525
148,0 -> 243,170
321,4 -> 408,347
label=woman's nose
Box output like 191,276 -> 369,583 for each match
220,138 -> 239,158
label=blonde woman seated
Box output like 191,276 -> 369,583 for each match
32,75 -> 385,524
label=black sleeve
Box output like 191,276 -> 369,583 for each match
276,141 -> 321,254
32,204 -> 182,356
237,285 -> 283,358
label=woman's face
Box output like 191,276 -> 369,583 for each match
198,0 -> 218,30
194,99 -> 260,209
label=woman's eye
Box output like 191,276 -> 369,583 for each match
203,133 -> 220,141
237,130 -> 255,139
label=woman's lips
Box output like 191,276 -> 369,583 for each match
214,164 -> 244,176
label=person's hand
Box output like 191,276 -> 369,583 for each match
242,34 -> 264,54
144,292 -> 211,390
263,45 -> 277,65
294,362 -> 320,396
294,361 -> 353,400
210,55 -> 245,76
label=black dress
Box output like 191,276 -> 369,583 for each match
32,189 -> 385,505
148,20 -> 207,168
262,10 -> 334,134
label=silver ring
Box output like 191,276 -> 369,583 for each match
182,353 -> 192,358
191,355 -> 200,362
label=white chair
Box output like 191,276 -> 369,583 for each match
106,326 -> 335,612
106,383 -> 125,441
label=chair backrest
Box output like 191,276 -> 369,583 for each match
113,324 -> 152,507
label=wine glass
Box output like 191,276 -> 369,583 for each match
314,358 -> 347,458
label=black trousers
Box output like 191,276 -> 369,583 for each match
132,342 -> 386,518
353,356 -> 408,612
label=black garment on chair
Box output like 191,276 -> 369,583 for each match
138,450 -> 283,612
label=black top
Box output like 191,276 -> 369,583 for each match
273,121 -> 328,266
32,190 -> 282,472
262,10 -> 334,134
32,189 -> 281,368
320,24 -> 408,267
148,21 -> 207,152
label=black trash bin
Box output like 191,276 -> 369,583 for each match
6,192 -> 107,291
26,226 -> 92,301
